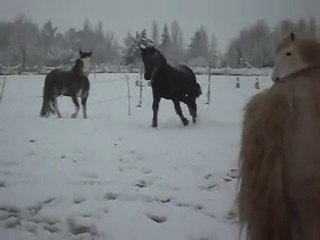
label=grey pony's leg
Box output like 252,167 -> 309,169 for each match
81,94 -> 88,119
52,96 -> 62,118
71,95 -> 80,118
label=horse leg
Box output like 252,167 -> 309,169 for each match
52,96 -> 62,118
152,96 -> 161,128
172,99 -> 188,126
187,97 -> 197,124
71,95 -> 80,118
81,96 -> 88,119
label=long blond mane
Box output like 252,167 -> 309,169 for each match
239,67 -> 320,239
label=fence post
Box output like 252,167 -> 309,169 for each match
125,74 -> 131,116
206,64 -> 212,105
255,77 -> 260,90
236,77 -> 240,88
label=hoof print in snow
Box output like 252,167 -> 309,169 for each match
0,171 -> 12,176
0,181 -> 6,188
142,169 -> 152,174
146,214 -> 167,224
0,206 -> 20,215
226,210 -> 238,223
204,174 -> 213,180
5,216 -> 20,228
27,205 -> 42,215
43,224 -> 61,233
227,168 -> 239,179
127,150 -> 136,155
104,193 -> 118,200
135,180 -> 149,188
200,183 -> 217,191
193,205 -> 204,211
61,155 -> 66,159
223,177 -> 232,182
74,198 -> 86,205
67,217 -> 98,236
155,197 -> 171,204
81,172 -> 98,179
29,139 -> 36,143
176,202 -> 189,208
42,197 -> 56,205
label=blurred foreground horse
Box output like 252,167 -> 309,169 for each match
238,33 -> 320,240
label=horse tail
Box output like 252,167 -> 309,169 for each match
195,82 -> 202,98
40,75 -> 54,117
238,88 -> 292,240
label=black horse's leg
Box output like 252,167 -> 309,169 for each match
187,97 -> 197,124
152,96 -> 161,128
52,96 -> 62,118
172,99 -> 188,126
71,95 -> 80,118
81,95 -> 88,119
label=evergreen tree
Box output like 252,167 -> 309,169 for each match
151,20 -> 159,46
160,23 -> 171,54
188,25 -> 209,66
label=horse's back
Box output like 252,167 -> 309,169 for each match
168,64 -> 200,96
44,68 -> 89,97
177,65 -> 196,80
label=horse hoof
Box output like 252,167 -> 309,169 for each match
151,124 -> 158,128
183,118 -> 189,126
71,114 -> 77,119
192,118 -> 196,124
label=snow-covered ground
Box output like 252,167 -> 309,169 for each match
0,73 -> 272,240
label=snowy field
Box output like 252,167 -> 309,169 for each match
0,73 -> 272,240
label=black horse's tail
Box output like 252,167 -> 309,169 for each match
40,76 -> 54,117
195,82 -> 202,98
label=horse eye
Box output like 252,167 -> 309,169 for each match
286,52 -> 292,56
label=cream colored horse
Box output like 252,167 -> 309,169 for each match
272,32 -> 320,82
239,33 -> 320,240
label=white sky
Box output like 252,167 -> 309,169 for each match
0,0 -> 319,50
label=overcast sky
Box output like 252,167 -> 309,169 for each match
0,0 -> 319,50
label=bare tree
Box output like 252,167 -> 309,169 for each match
10,15 -> 39,70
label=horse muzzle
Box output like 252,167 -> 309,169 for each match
144,73 -> 152,81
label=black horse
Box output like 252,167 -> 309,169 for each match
141,46 -> 202,127
40,56 -> 90,119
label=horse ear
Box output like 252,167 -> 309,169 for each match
290,32 -> 296,42
79,50 -> 83,56
140,44 -> 146,50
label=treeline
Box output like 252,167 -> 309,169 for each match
226,18 -> 319,68
0,15 -> 120,70
0,15 -> 220,70
0,15 -> 318,70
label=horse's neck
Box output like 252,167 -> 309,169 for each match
71,66 -> 84,78
156,63 -> 170,77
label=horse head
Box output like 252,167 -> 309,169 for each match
140,46 -> 166,81
79,50 -> 92,75
272,32 -> 320,82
